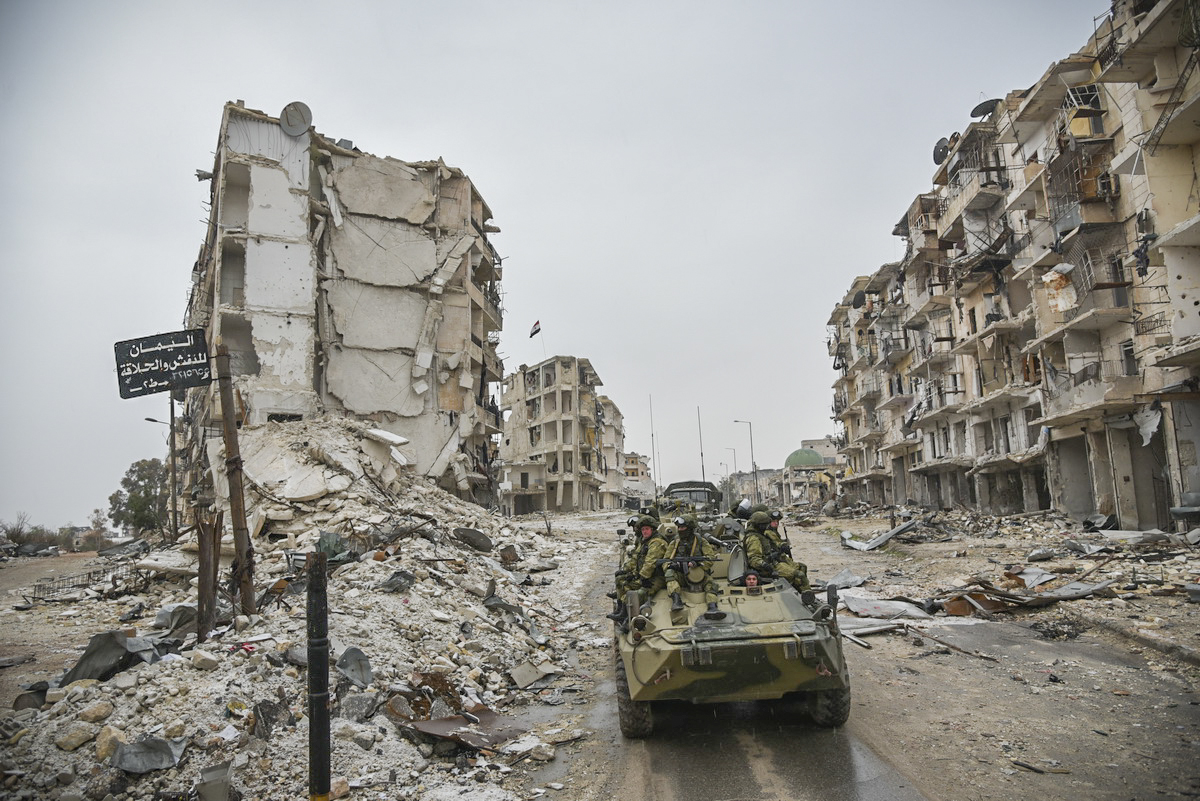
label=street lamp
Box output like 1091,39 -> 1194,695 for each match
145,409 -> 178,543
734,420 -> 759,504
725,447 -> 737,473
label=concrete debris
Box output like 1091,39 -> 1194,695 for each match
110,736 -> 188,773
828,505 -> 1199,652
840,592 -> 932,620
0,420 -> 608,799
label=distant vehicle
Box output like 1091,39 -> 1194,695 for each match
662,481 -> 722,513
612,543 -> 851,737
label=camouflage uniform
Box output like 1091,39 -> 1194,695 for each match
743,511 -> 810,592
636,520 -> 674,597
663,515 -> 719,605
616,516 -> 662,595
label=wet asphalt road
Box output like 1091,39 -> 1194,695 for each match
603,691 -> 930,801
552,513 -> 930,800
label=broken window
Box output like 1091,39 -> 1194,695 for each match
1119,340 -> 1137,376
220,313 -> 259,377
997,416 -> 1012,455
219,241 -> 246,307
221,162 -> 250,230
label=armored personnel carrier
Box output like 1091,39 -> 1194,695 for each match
613,548 -> 850,738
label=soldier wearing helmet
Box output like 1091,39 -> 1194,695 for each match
743,509 -> 810,592
634,519 -> 676,600
609,515 -> 663,624
609,515 -> 667,623
662,514 -> 725,620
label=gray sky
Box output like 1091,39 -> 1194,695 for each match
0,0 -> 1106,529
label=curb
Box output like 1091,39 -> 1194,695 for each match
1069,612 -> 1200,669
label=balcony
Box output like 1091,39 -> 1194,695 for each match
1095,0 -> 1187,84
856,375 -> 882,403
1036,364 -> 1142,427
877,336 -> 913,366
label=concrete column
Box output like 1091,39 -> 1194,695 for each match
1088,429 -> 1116,516
974,474 -> 991,513
1020,468 -> 1041,511
1106,426 -> 1139,528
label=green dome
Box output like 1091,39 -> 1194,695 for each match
785,448 -> 824,468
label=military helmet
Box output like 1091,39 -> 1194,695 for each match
627,515 -> 640,528
637,515 -> 658,531
682,513 -> 699,531
769,510 -> 783,521
748,511 -> 771,527
752,504 -> 770,514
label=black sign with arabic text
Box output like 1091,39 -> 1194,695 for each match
114,329 -> 211,399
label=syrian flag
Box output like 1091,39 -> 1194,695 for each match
529,320 -> 541,338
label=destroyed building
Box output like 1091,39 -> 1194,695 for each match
496,356 -> 626,514
622,452 -> 655,506
179,101 -> 504,511
827,0 -> 1200,526
776,444 -> 842,506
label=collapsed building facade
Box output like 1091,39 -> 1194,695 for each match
828,0 -> 1200,527
179,101 -> 505,513
496,356 -> 628,514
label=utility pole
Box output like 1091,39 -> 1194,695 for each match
168,396 -> 179,542
735,419 -> 760,504
215,344 -> 256,615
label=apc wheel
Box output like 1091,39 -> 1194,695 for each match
808,686 -> 851,727
615,650 -> 653,738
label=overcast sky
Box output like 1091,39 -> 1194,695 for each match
0,1 -> 1106,529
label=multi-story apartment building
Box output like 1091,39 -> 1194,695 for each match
623,453 -> 656,505
497,356 -> 620,514
828,0 -> 1200,528
180,101 -> 504,509
597,396 -> 627,510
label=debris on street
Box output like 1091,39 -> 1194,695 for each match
0,419 -> 607,800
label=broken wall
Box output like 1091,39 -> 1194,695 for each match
217,118 -> 319,423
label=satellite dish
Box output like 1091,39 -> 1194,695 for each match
933,137 -> 950,165
851,290 -> 867,309
970,98 -> 1001,118
279,101 -> 312,137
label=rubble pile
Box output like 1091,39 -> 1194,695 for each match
0,419 -> 612,801
808,505 -> 1200,660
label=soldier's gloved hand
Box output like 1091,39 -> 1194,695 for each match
640,576 -> 654,589
780,543 -> 792,556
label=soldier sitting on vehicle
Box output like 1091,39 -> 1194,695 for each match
635,519 -> 676,605
743,510 -> 811,593
609,515 -> 676,623
663,515 -> 725,620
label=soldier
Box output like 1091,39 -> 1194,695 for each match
609,515 -> 665,623
663,515 -> 725,620
743,510 -> 811,593
635,519 -> 675,602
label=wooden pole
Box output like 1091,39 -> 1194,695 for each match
196,510 -> 222,643
214,345 -> 256,616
